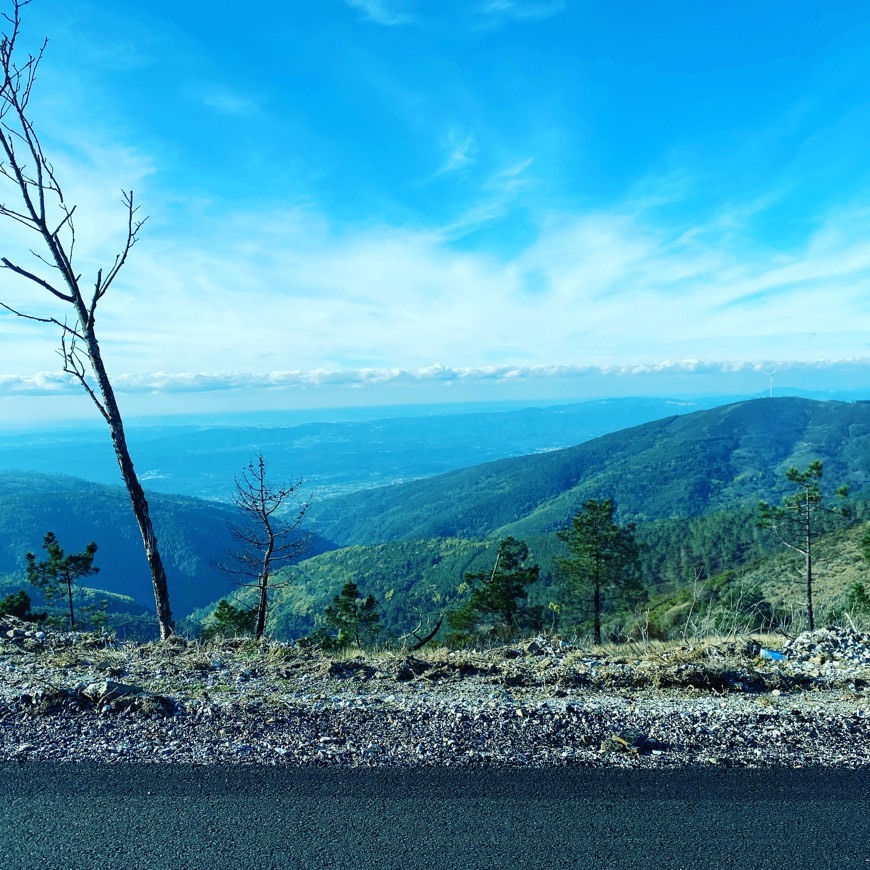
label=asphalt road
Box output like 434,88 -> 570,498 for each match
1,763 -> 868,869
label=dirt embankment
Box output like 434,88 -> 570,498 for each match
1,622 -> 868,768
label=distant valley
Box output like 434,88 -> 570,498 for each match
0,397 -> 732,502
0,472 -> 334,619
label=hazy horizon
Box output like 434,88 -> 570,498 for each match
4,385 -> 870,434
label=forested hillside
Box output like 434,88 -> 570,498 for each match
307,398 -> 870,545
192,511 -> 869,642
7,397 -> 870,643
0,472 -> 333,617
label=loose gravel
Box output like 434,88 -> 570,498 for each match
1,621 -> 868,768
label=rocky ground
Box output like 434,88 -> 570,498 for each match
1,620 -> 868,768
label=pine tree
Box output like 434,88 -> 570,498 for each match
322,582 -> 382,648
0,589 -> 45,622
758,461 -> 849,631
447,537 -> 540,638
26,532 -> 98,630
200,599 -> 258,641
557,499 -> 642,644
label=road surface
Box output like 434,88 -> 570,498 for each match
1,763 -> 868,868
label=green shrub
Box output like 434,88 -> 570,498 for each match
200,599 -> 257,641
0,589 -> 46,623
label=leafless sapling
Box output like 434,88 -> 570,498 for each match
758,460 -> 850,632
221,454 -> 312,640
399,605 -> 444,651
0,0 -> 174,637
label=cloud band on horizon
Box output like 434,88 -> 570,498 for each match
2,358 -> 869,396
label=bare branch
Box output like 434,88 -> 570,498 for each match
93,190 -> 146,313
58,331 -> 108,422
410,614 -> 443,651
0,199 -> 37,225
1,254 -> 73,300
0,299 -> 84,338
51,201 -> 75,238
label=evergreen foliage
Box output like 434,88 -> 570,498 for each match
0,589 -> 45,622
25,532 -> 98,630
316,582 -> 382,649
758,460 -> 850,630
447,537 -> 541,639
557,499 -> 644,644
846,581 -> 870,617
200,599 -> 257,640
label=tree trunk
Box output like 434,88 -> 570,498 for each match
85,328 -> 174,639
805,496 -> 814,632
65,574 -> 75,630
255,572 -> 269,640
409,614 -> 443,651
254,536 -> 274,640
593,582 -> 601,645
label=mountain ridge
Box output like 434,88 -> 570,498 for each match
307,397 -> 870,545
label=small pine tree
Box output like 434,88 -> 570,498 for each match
557,499 -> 643,645
201,599 -> 257,641
447,537 -> 540,638
758,461 -> 849,631
321,582 -> 382,649
26,532 -> 99,631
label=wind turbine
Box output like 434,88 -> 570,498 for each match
762,370 -> 778,398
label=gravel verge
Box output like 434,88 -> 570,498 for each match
1,621 -> 868,768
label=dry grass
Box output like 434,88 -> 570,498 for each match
5,615 -> 866,699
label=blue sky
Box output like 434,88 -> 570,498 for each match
2,0 -> 870,422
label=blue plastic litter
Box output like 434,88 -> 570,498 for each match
760,648 -> 786,661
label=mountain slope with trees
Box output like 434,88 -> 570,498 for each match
193,511 -> 870,643
0,472 -> 333,618
307,398 -> 870,545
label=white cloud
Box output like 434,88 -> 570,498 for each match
3,359 -> 869,397
437,130 -> 478,175
5,191 -> 870,384
437,157 -> 534,236
3,102 -> 870,403
480,1 -> 567,21
344,0 -> 414,26
198,87 -> 261,117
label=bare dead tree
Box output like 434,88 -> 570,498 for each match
399,606 -> 444,651
0,0 -> 174,638
221,454 -> 312,640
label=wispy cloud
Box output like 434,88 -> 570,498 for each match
437,130 -> 478,175
344,0 -> 414,26
6,187 -> 870,381
198,87 -> 261,117
479,0 -> 567,21
437,157 -> 534,236
485,157 -> 534,195
4,103 -> 870,400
